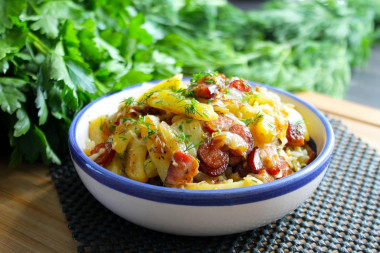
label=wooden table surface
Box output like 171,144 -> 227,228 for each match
1,92 -> 380,253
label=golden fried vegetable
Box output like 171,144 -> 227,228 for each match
145,90 -> 218,121
125,138 -> 149,183
137,74 -> 184,102
139,115 -> 172,182
88,115 -> 107,145
143,158 -> 158,178
112,124 -> 136,154
106,154 -> 124,175
157,121 -> 186,153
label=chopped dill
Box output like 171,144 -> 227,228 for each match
187,90 -> 196,97
183,98 -> 203,117
121,116 -> 136,123
190,71 -> 218,84
108,123 -> 117,132
204,79 -> 214,84
293,120 -> 305,131
175,122 -> 204,152
118,135 -> 127,140
242,92 -> 260,104
185,140 -> 205,152
99,119 -> 104,131
138,116 -> 158,141
140,90 -> 158,103
240,118 -> 251,125
118,152 -> 125,160
172,87 -> 195,98
133,125 -> 139,135
122,97 -> 135,107
240,113 -> 263,126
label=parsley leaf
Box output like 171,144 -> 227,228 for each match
14,108 -> 30,137
30,1 -> 84,38
0,0 -> 26,34
65,59 -> 96,94
0,77 -> 26,114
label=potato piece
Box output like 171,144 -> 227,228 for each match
125,139 -> 149,183
145,90 -> 218,121
144,158 -> 158,178
240,104 -> 262,120
224,99 -> 242,118
137,74 -> 183,102
112,124 -> 136,154
88,115 -> 107,145
106,154 -> 124,175
171,116 -> 205,157
139,115 -> 172,182
157,121 -> 186,153
247,87 -> 280,106
251,114 -> 276,145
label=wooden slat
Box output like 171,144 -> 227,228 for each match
326,114 -> 380,152
0,162 -> 78,253
297,91 -> 380,127
297,91 -> 380,151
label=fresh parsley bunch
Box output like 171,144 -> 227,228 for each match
0,0 -> 181,167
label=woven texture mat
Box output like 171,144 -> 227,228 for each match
50,118 -> 380,252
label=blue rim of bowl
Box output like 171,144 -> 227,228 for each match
69,79 -> 335,206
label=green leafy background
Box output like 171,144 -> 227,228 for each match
0,0 -> 379,167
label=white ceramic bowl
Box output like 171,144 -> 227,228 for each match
68,80 -> 334,236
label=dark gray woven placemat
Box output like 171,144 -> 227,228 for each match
50,117 -> 380,252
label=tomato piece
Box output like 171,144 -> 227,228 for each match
165,151 -> 199,186
229,124 -> 254,156
229,79 -> 251,92
286,122 -> 305,147
266,164 -> 280,176
90,142 -> 116,166
192,83 -> 218,99
204,115 -> 234,133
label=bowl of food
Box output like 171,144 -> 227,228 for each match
68,72 -> 334,236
